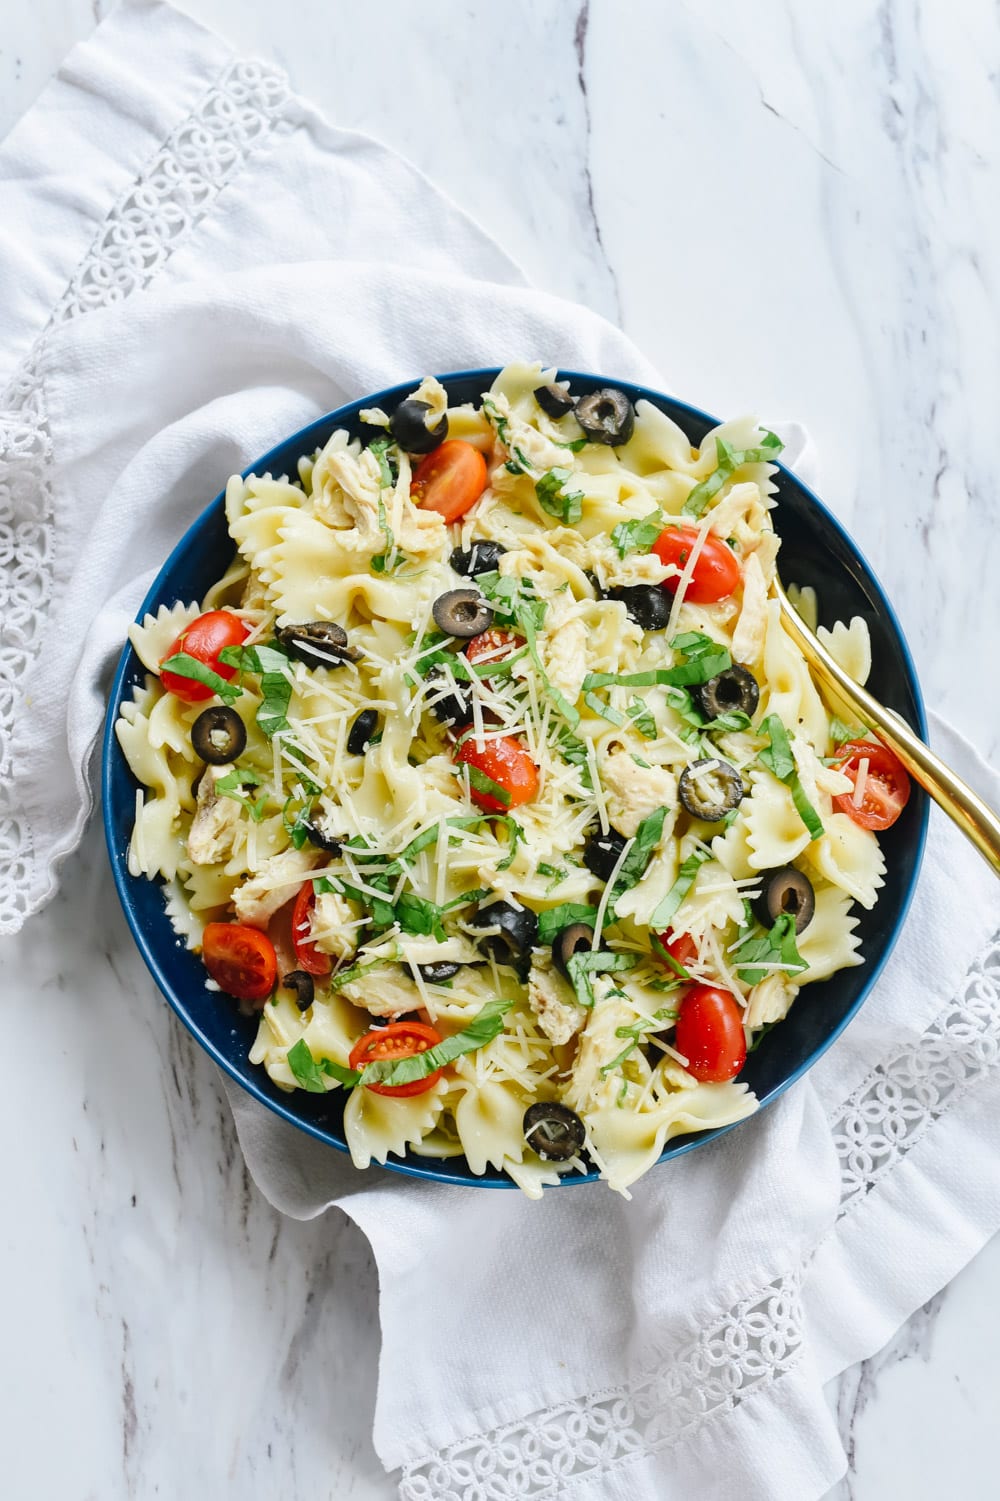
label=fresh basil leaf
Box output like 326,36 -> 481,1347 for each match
610,807 -> 666,912
215,765 -> 262,793
682,430 -> 784,519
829,715 -> 870,746
368,435 -> 398,489
733,912 -> 808,985
758,713 -> 795,781
537,903 -> 598,945
159,651 -> 242,704
610,510 -> 662,558
759,713 -> 824,840
555,436 -> 588,453
565,950 -> 638,1008
360,999 -> 513,1086
555,725 -> 593,788
480,395 -> 509,445
506,444 -> 536,476
584,689 -> 625,726
219,641 -> 293,738
286,1038 -> 330,1093
321,1057 -> 364,1086
649,846 -> 713,929
790,777 -> 825,840
535,468 -> 584,525
650,932 -> 690,980
465,762 -> 512,808
627,698 -> 657,739
495,817 -> 525,872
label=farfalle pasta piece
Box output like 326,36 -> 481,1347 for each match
129,600 -> 201,670
797,884 -> 864,983
817,616 -> 872,686
343,1078 -> 450,1169
804,812 -> 886,910
743,770 -> 812,871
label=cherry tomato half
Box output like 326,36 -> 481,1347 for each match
654,929 -> 698,978
674,985 -> 747,1082
160,610 -> 250,702
833,739 -> 911,831
202,922 -> 277,1003
349,1021 -> 443,1097
465,628 -> 524,668
411,440 -> 488,522
455,732 -> 539,813
290,882 -> 332,977
652,525 -> 741,603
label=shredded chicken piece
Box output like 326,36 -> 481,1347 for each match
339,965 -> 423,1019
744,974 -> 799,1028
562,987 -> 636,1114
311,891 -> 361,960
187,767 -> 242,866
602,750 -> 677,838
232,848 -> 319,928
527,950 -> 587,1046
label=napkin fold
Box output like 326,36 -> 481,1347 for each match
3,5 -> 999,1498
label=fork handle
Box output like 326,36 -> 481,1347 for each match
777,592 -> 1000,877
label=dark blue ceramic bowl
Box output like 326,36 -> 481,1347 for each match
103,370 -> 928,1187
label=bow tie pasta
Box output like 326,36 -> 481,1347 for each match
116,364 -> 912,1197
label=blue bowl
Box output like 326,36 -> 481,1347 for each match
103,370 -> 929,1187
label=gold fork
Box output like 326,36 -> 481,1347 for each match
773,577 -> 1000,877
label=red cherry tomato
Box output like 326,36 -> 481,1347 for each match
652,525 -> 741,603
202,922 -> 277,1002
654,930 -> 698,977
160,610 -> 250,702
674,985 -> 747,1082
465,628 -> 524,668
411,440 -> 488,522
291,882 -> 332,977
349,1021 -> 443,1097
833,739 -> 911,831
455,732 -> 539,812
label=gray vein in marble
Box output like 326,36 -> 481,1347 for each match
574,0 -> 622,324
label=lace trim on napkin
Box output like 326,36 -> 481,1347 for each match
833,928 -> 1000,1215
398,930 -> 1000,1499
0,57 -> 289,934
399,1274 -> 805,1500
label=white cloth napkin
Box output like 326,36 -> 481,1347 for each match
3,5 -> 999,1498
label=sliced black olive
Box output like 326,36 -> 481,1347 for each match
432,588 -> 493,639
583,828 -> 628,883
276,621 -> 360,668
469,900 -> 538,980
303,818 -> 342,855
522,1102 -> 586,1162
552,922 -> 594,980
388,398 -> 448,455
426,670 -> 470,728
606,584 -> 671,631
694,664 -> 760,722
534,381 -> 575,420
191,705 -> 246,765
755,866 -> 815,935
282,970 -> 315,1011
413,961 -> 461,984
678,759 -> 744,822
575,388 -> 635,447
347,709 -> 379,756
449,540 -> 506,578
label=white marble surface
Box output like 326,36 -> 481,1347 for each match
2,1 -> 1000,1497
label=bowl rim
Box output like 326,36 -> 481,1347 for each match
102,367 -> 930,1188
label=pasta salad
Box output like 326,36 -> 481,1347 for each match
116,364 -> 912,1196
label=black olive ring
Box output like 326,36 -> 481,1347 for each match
191,705 -> 247,765
523,1102 -> 586,1162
